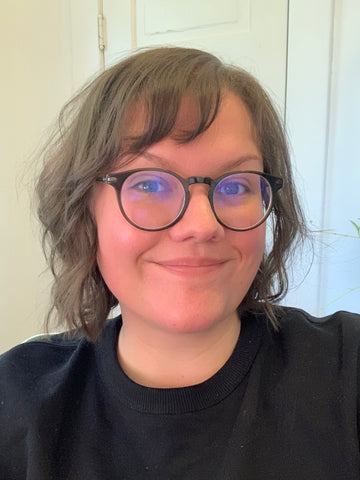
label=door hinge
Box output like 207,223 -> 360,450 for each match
97,13 -> 106,51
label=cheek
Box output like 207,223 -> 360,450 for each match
96,214 -> 148,273
230,223 -> 266,263
228,225 -> 266,300
93,186 -> 134,258
96,219 -> 141,300
96,222 -> 132,269
92,186 -> 137,285
94,191 -> 161,297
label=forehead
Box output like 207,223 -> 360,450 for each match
175,92 -> 255,135
117,92 -> 262,176
123,91 -> 258,151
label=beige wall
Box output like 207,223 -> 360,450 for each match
0,0 -> 98,353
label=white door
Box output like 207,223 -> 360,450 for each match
103,0 -> 288,111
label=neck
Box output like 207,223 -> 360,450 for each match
117,313 -> 241,388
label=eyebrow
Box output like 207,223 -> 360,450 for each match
141,151 -> 262,172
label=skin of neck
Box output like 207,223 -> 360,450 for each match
117,311 -> 241,389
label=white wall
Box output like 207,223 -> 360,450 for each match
318,0 -> 360,314
284,0 -> 360,315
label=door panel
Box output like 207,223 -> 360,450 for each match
104,0 -> 288,111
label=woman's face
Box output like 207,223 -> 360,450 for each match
92,93 -> 266,334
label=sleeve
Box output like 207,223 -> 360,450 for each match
0,346 -> 33,478
0,338 -> 82,478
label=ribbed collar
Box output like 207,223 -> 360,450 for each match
96,311 -> 264,415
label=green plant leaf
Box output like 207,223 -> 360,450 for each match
350,219 -> 360,237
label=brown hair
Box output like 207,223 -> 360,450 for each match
36,46 -> 308,340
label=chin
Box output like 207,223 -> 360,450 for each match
153,303 -> 239,335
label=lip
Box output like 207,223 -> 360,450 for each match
151,257 -> 229,276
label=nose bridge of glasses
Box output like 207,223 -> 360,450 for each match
186,176 -> 214,205
187,176 -> 213,187
183,176 -> 218,225
180,176 -> 222,233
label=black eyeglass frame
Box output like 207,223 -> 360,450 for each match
96,168 -> 283,232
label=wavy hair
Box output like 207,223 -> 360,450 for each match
36,46 -> 308,340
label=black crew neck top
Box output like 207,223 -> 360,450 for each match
1,307 -> 360,479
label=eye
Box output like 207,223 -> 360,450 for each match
217,181 -> 248,196
127,174 -> 172,195
132,179 -> 167,193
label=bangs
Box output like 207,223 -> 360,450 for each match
134,86 -> 221,148
110,48 -> 225,156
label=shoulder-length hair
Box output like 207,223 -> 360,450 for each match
36,46 -> 307,340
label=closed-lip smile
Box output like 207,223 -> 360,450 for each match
152,257 -> 229,275
157,258 -> 227,267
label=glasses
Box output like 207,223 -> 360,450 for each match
97,169 -> 283,231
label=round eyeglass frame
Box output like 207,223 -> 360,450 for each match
96,168 -> 283,232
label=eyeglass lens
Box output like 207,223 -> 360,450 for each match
213,173 -> 270,230
121,171 -> 186,229
119,171 -> 272,231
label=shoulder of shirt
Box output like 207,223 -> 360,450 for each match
0,317 -> 121,441
269,305 -> 360,345
1,330 -> 85,365
275,305 -> 360,327
0,317 -> 120,388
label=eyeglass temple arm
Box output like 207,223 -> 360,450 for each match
96,175 -> 118,184
263,174 -> 283,192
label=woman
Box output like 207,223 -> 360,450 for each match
1,47 -> 359,479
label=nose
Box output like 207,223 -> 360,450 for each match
168,184 -> 225,242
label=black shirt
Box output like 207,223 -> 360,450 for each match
1,307 -> 360,479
